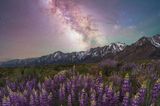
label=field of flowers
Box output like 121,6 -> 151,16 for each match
0,65 -> 160,106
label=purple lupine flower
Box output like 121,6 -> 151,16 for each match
97,83 -> 103,94
0,90 -> 3,105
112,91 -> 120,105
18,83 -> 24,92
131,81 -> 147,106
8,90 -> 17,105
105,85 -> 109,94
33,90 -> 40,106
131,94 -> 139,106
38,82 -> 42,90
138,82 -> 147,105
2,68 -> 159,106
2,96 -> 10,106
68,94 -> 72,106
29,95 -> 35,106
71,89 -> 75,103
152,79 -> 160,104
9,82 -> 17,91
79,89 -> 86,106
40,89 -> 48,106
26,79 -> 36,90
44,77 -> 51,91
90,89 -> 96,106
96,71 -> 103,84
59,84 -> 65,103
106,83 -> 114,104
48,92 -> 53,105
71,82 -> 75,91
66,80 -> 71,94
97,83 -> 103,106
102,93 -> 107,106
17,92 -> 27,106
23,89 -> 30,104
122,92 -> 130,106
83,80 -> 88,90
122,74 -> 131,95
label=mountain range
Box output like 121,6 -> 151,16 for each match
0,34 -> 160,67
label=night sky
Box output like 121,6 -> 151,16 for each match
0,0 -> 160,61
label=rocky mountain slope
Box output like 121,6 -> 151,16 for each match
0,34 -> 160,67
115,34 -> 160,61
0,43 -> 126,67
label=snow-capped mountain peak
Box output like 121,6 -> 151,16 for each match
108,42 -> 126,52
150,34 -> 160,48
0,42 -> 126,67
135,34 -> 160,48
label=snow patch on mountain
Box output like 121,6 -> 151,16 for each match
150,38 -> 160,48
135,35 -> 160,48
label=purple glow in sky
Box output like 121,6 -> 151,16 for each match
0,0 -> 160,61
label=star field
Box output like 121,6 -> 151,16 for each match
0,0 -> 160,61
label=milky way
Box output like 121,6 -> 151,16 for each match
41,0 -> 104,48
